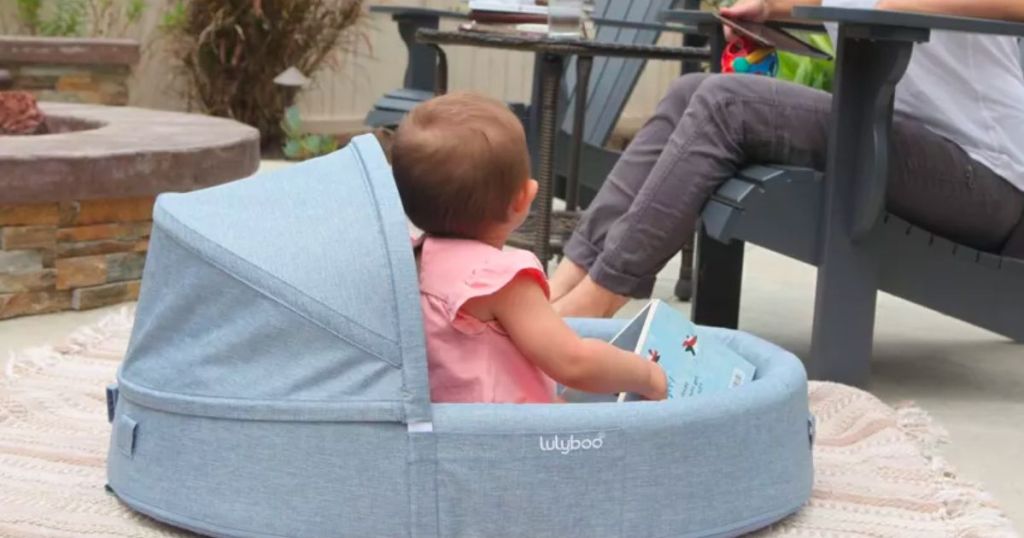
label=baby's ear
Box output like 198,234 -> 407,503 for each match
513,179 -> 539,213
524,177 -> 540,197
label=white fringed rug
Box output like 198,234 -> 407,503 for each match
0,309 -> 1017,537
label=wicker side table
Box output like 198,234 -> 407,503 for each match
416,28 -> 706,267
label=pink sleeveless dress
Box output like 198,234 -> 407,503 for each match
415,236 -> 557,404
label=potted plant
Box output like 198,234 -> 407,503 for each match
0,0 -> 147,105
159,0 -> 366,149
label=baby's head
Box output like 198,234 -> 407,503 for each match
392,91 -> 536,240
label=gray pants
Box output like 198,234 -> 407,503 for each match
565,73 -> 1024,298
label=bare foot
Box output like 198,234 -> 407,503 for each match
553,276 -> 629,318
548,258 -> 588,302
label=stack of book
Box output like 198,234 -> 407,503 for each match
468,0 -> 548,24
463,0 -> 551,36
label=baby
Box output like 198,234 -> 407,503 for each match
392,92 -> 667,404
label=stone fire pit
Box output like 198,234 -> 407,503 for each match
0,103 -> 259,319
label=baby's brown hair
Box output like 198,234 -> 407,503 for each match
392,91 -> 531,238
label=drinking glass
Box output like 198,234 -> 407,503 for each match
547,0 -> 583,39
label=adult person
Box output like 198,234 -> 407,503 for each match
550,0 -> 1024,318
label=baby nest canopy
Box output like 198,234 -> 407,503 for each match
117,134 -> 431,424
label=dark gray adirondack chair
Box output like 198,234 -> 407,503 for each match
366,0 -> 707,207
365,6 -> 467,128
549,0 -> 700,206
665,8 -> 1024,387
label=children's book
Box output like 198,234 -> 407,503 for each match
611,300 -> 757,401
558,300 -> 756,403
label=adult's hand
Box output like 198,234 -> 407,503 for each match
719,0 -> 830,40
719,0 -> 770,40
720,0 -> 771,23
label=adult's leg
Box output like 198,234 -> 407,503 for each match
1003,219 -> 1024,259
567,75 -> 833,308
886,136 -> 1024,253
550,73 -> 712,300
558,74 -> 1024,317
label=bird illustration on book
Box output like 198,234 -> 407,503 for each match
647,349 -> 661,363
682,335 -> 698,356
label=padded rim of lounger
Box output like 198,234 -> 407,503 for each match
106,325 -> 813,538
117,135 -> 433,424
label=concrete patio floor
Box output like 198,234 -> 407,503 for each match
1,158 -> 1020,529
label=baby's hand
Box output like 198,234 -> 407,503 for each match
643,362 -> 668,401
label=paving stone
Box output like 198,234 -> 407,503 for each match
56,222 -> 151,242
55,255 -> 107,290
55,73 -> 98,92
0,250 -> 43,272
72,197 -> 155,226
106,252 -> 145,283
57,238 -> 137,258
12,72 -> 60,89
0,269 -> 55,293
0,204 -> 59,226
0,289 -> 71,319
1,225 -> 56,250
71,280 -> 139,310
37,89 -> 101,104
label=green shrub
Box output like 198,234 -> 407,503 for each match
9,0 -> 147,38
776,33 -> 835,92
281,105 -> 340,161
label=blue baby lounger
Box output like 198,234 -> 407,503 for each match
105,134 -> 814,538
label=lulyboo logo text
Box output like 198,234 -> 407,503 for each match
538,434 -> 604,455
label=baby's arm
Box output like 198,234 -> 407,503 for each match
484,274 -> 667,400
